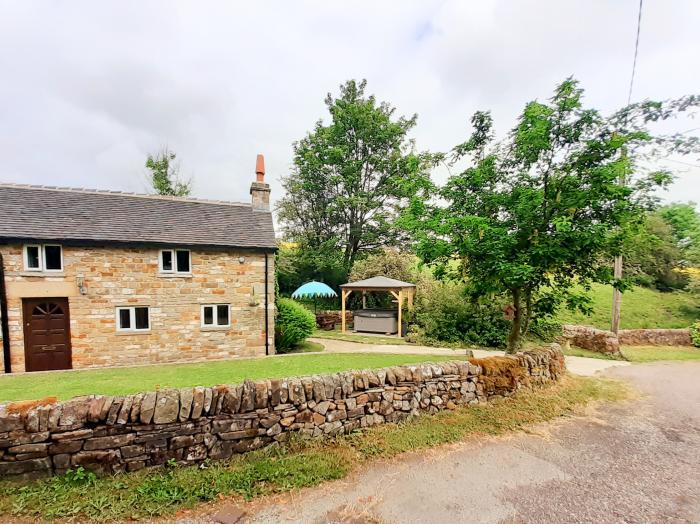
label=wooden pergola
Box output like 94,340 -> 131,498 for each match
339,276 -> 416,338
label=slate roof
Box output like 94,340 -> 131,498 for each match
340,276 -> 415,289
0,184 -> 276,250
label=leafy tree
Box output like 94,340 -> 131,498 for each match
146,148 -> 192,197
401,79 -> 699,352
277,79 -> 436,272
349,248 -> 416,284
624,212 -> 689,291
658,202 -> 700,264
276,241 -> 346,300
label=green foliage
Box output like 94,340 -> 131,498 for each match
277,79 -> 438,271
415,283 -> 510,348
349,248 -> 416,283
623,211 -> 689,291
658,202 -> 700,264
275,298 -> 317,353
690,321 -> 700,347
401,78 -> 700,352
276,242 -> 347,303
145,148 -> 191,197
529,318 -> 563,342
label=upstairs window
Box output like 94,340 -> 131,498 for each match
116,306 -> 150,332
23,244 -> 63,272
159,249 -> 191,274
201,304 -> 230,328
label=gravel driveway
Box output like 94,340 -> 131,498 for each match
200,361 -> 700,524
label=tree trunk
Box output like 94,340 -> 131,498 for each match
506,288 -> 522,354
521,287 -> 533,336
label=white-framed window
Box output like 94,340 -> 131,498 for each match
201,304 -> 231,328
23,244 -> 63,272
159,249 -> 191,274
116,306 -> 150,332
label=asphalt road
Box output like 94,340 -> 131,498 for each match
231,361 -> 700,524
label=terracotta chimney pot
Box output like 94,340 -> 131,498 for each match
255,154 -> 265,182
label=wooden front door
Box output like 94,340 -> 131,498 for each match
22,298 -> 72,372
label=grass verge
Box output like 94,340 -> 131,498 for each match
554,283 -> 700,329
0,353 -> 463,403
562,346 -> 623,360
621,345 -> 700,362
0,375 -> 628,522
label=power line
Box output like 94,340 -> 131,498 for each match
627,0 -> 643,105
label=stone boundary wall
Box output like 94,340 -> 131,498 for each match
561,325 -> 693,354
561,325 -> 621,354
618,329 -> 692,347
0,346 -> 565,479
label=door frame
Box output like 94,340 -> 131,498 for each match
22,297 -> 73,372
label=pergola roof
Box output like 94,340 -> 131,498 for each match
340,276 -> 416,290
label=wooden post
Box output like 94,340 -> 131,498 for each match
341,289 -> 348,333
611,256 -> 623,334
362,291 -> 366,309
397,289 -> 403,338
407,288 -> 414,309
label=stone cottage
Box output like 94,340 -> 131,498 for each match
0,155 -> 276,373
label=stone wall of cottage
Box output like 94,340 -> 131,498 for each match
0,244 -> 275,372
0,346 -> 565,478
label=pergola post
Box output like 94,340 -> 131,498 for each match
341,289 -> 350,333
397,289 -> 403,338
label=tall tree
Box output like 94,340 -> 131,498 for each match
146,148 -> 192,197
277,79 -> 435,271
658,202 -> 700,264
401,79 -> 699,352
624,211 -> 689,291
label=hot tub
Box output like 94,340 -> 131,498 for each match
353,309 -> 398,334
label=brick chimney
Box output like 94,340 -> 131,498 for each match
250,154 -> 271,211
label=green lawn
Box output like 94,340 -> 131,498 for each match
621,345 -> 700,362
0,352 -> 465,403
555,283 -> 700,329
0,375 -> 626,522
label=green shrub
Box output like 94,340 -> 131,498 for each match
690,321 -> 700,348
529,318 -> 563,342
415,284 -> 509,348
275,298 -> 316,353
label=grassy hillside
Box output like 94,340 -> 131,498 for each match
555,283 -> 700,330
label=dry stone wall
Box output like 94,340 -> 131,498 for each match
618,329 -> 692,346
561,325 -> 693,354
0,346 -> 565,479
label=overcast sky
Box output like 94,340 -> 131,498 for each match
1,1 -> 698,212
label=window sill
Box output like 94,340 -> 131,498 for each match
157,272 -> 193,278
115,330 -> 152,336
201,326 -> 231,332
19,271 -> 66,277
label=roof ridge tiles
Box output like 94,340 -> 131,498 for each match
0,182 -> 253,208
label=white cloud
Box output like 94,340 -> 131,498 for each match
0,0 -> 698,208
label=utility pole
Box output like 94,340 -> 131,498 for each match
611,147 -> 628,335
611,255 -> 623,334
613,0 -> 643,334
